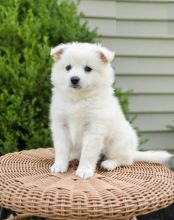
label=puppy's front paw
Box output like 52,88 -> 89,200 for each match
50,160 -> 68,173
76,166 -> 95,179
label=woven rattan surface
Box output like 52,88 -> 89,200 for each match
0,148 -> 174,220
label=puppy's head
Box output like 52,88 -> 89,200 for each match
50,42 -> 115,92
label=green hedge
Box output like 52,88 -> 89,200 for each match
0,0 -> 97,155
0,0 -> 135,155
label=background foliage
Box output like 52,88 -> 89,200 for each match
0,0 -> 134,155
0,0 -> 97,155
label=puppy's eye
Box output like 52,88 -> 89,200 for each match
66,65 -> 72,71
84,66 -> 92,72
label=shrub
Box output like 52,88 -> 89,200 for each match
114,88 -> 131,120
114,88 -> 147,148
0,0 -> 97,155
0,0 -> 141,155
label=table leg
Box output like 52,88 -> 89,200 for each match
0,207 -> 16,220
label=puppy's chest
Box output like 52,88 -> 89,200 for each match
68,118 -> 86,148
64,101 -> 89,146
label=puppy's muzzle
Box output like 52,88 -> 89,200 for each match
70,76 -> 80,88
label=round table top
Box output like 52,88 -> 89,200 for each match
0,148 -> 173,220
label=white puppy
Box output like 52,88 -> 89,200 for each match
50,42 -> 171,179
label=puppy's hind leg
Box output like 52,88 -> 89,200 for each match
101,140 -> 135,171
101,159 -> 120,171
101,152 -> 134,171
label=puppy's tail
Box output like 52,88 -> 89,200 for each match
133,150 -> 172,164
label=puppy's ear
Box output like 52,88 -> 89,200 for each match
50,44 -> 67,61
98,47 -> 115,63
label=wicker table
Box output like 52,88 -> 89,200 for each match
0,148 -> 173,220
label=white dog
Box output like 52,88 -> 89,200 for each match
49,42 -> 171,179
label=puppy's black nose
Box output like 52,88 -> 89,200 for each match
71,76 -> 80,85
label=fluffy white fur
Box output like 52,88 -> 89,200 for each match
49,42 -> 172,179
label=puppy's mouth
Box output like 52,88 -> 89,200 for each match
70,84 -> 81,89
